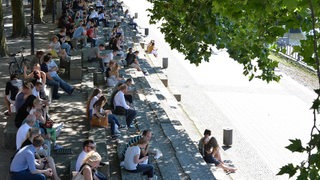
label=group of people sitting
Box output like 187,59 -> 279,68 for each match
73,129 -> 157,180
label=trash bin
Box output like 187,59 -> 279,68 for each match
223,128 -> 233,146
145,28 -> 149,36
134,13 -> 138,19
162,58 -> 168,69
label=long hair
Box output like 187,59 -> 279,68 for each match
93,96 -> 106,109
86,88 -> 102,118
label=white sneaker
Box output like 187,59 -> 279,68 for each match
114,128 -> 121,134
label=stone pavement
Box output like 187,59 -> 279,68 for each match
0,2 -> 232,180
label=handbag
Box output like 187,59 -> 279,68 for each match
91,115 -> 108,128
72,167 -> 85,180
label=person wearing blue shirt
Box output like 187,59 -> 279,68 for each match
10,136 -> 53,180
72,23 -> 87,48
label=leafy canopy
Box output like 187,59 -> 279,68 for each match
148,0 -> 320,178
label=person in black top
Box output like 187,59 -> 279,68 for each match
4,74 -> 23,116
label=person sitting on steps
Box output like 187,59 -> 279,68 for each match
203,137 -> 237,173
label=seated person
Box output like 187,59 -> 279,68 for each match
199,129 -> 211,157
124,137 -> 155,180
93,96 -> 124,138
113,84 -> 137,128
19,128 -> 60,180
24,64 -> 47,99
15,82 -> 34,113
4,74 -> 23,115
122,130 -> 152,159
125,48 -> 147,74
203,137 -> 237,172
87,44 -> 107,71
48,35 -> 68,60
146,40 -> 158,57
41,54 -> 75,97
10,136 -> 53,180
16,115 -> 37,150
72,23 -> 88,48
15,91 -> 36,128
107,63 -> 124,87
77,151 -> 103,180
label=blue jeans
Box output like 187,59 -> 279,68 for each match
108,114 -> 120,135
114,106 -> 136,126
95,170 -> 107,180
61,42 -> 71,55
204,154 -> 220,166
46,78 -> 59,98
128,164 -> 154,178
11,169 -> 46,180
52,75 -> 73,94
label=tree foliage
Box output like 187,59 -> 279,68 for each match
148,0 -> 320,178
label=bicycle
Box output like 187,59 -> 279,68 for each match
8,47 -> 30,76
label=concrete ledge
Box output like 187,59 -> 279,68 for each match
169,87 -> 181,102
3,114 -> 17,150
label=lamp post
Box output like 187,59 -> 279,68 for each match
30,0 -> 35,55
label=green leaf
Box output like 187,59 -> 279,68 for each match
309,167 -> 319,180
285,139 -> 305,153
310,98 -> 320,112
277,164 -> 297,177
309,154 -> 320,168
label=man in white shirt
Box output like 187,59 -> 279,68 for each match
75,139 -> 96,171
16,114 -> 36,150
113,84 -> 137,128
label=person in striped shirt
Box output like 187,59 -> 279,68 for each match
122,130 -> 152,159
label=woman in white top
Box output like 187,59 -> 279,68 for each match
124,137 -> 155,180
86,88 -> 102,119
107,63 -> 124,87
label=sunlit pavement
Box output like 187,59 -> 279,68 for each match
122,0 -> 316,179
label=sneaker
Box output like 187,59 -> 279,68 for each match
54,144 -> 63,150
112,134 -> 120,139
69,88 -> 75,95
114,128 -> 121,134
153,175 -> 158,180
118,125 -> 126,129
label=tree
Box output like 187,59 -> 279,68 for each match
34,0 -> 44,24
11,0 -> 28,37
148,0 -> 320,178
0,0 -> 8,56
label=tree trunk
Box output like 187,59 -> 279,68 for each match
34,0 -> 44,24
0,0 -> 8,56
44,0 -> 53,14
11,0 -> 28,38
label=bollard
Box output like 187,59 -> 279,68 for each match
145,28 -> 149,36
223,128 -> 233,146
93,72 -> 105,86
162,57 -> 168,69
134,12 -> 138,19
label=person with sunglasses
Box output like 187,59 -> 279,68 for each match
75,139 -> 107,180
